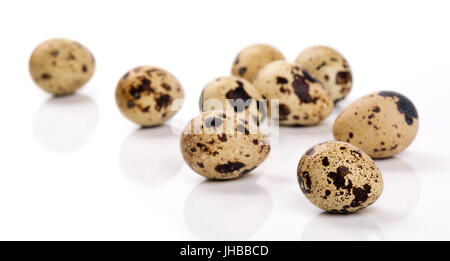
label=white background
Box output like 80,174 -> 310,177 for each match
0,0 -> 449,240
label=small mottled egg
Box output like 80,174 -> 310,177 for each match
29,38 -> 95,95
180,111 -> 270,180
231,44 -> 285,82
199,76 -> 266,125
297,141 -> 383,213
333,91 -> 419,158
295,46 -> 352,103
115,66 -> 184,127
253,60 -> 333,126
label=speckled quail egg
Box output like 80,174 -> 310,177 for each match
333,91 -> 419,158
295,46 -> 352,103
253,60 -> 333,126
180,110 -> 270,180
199,76 -> 266,125
115,66 -> 184,127
29,38 -> 95,95
231,44 -> 285,82
297,141 -> 383,213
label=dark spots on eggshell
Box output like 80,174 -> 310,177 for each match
161,83 -> 171,91
238,67 -> 247,75
140,105 -> 150,112
127,101 -> 135,108
252,139 -> 259,145
236,124 -> 249,135
350,184 -> 371,208
123,72 -> 130,79
67,52 -> 76,60
205,117 -> 223,128
316,62 -> 326,71
41,73 -> 52,80
324,74 -> 329,81
82,64 -> 88,73
276,77 -> 288,84
133,67 -> 142,73
129,78 -> 153,99
197,162 -> 205,168
292,73 -> 318,104
190,148 -> 197,153
327,166 -> 353,192
335,71 -> 351,84
349,132 -> 354,139
322,157 -> 330,166
50,50 -> 59,57
155,94 -> 172,111
302,69 -> 318,83
340,146 -> 346,150
330,57 -> 338,62
215,161 -> 246,173
225,81 -> 252,112
218,134 -> 227,142
196,143 -> 209,152
350,150 -> 362,159
373,106 -> 381,113
240,166 -> 256,176
299,171 -> 312,194
278,103 -> 291,120
378,91 -> 418,125
323,190 -> 331,199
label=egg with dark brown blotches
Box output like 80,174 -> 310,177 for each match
199,76 -> 266,125
333,91 -> 419,158
29,38 -> 95,95
115,66 -> 184,127
231,44 -> 285,83
180,111 -> 270,180
297,141 -> 383,213
295,46 -> 352,103
253,60 -> 333,126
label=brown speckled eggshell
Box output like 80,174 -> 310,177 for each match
297,141 -> 383,213
115,66 -> 184,127
29,38 -> 95,95
231,44 -> 285,83
295,46 -> 352,103
333,91 -> 419,158
253,60 -> 333,126
200,76 -> 266,125
180,111 -> 270,180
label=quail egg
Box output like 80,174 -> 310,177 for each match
180,111 -> 270,180
295,46 -> 352,103
253,60 -> 333,126
29,38 -> 95,95
115,66 -> 184,127
200,76 -> 266,125
333,91 -> 419,158
297,141 -> 383,213
231,44 -> 285,82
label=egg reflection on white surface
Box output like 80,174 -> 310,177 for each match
33,94 -> 99,153
301,212 -> 384,241
366,157 -> 420,223
119,125 -> 183,188
184,176 -> 273,240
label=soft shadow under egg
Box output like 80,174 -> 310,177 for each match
119,125 -> 183,188
184,175 -> 273,240
301,212 -> 384,241
32,94 -> 99,153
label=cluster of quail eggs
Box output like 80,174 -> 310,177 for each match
29,39 -> 419,214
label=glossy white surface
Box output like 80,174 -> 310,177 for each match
0,0 -> 449,240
